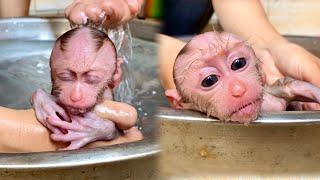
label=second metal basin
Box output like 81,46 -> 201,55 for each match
157,35 -> 320,178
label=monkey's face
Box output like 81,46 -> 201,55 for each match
51,40 -> 117,115
174,32 -> 263,123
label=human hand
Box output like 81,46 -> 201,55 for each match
255,38 -> 320,110
31,89 -> 70,134
49,112 -> 119,150
65,0 -> 141,28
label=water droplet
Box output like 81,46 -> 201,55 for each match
152,90 -> 156,95
144,113 -> 148,116
5,29 -> 9,33
36,63 -> 45,69
138,107 -> 142,111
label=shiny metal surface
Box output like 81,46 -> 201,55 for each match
0,141 -> 158,169
159,116 -> 320,178
157,107 -> 320,125
0,18 -> 160,172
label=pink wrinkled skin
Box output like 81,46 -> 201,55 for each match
50,27 -> 118,113
166,32 -> 320,124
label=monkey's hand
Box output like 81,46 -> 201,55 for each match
262,77 -> 320,112
31,88 -> 70,134
49,112 -> 120,150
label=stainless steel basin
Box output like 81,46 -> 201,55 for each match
0,18 -> 160,179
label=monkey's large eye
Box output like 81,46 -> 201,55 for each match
231,57 -> 247,70
201,75 -> 218,87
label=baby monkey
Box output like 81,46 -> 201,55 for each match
166,32 -> 320,124
31,27 -> 142,150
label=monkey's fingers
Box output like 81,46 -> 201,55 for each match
34,110 -> 63,134
47,117 -> 81,131
52,105 -> 71,122
34,107 -> 45,124
288,80 -> 320,103
84,112 -> 101,120
72,115 -> 92,128
51,132 -> 86,142
46,123 -> 63,135
59,139 -> 90,151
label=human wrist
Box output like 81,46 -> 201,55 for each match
263,33 -> 289,51
246,33 -> 286,50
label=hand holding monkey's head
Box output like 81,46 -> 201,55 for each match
166,32 -> 263,123
49,27 -> 123,115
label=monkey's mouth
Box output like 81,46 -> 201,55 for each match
64,105 -> 94,115
229,98 -> 261,122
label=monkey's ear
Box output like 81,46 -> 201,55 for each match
165,89 -> 192,109
112,57 -> 124,88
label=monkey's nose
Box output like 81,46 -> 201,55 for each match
229,80 -> 246,97
70,85 -> 83,102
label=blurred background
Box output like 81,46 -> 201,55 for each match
1,0 -> 320,36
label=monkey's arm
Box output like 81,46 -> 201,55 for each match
262,77 -> 320,112
93,100 -> 138,130
87,100 -> 144,147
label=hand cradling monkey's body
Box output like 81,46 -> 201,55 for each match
166,32 -> 320,124
31,27 -> 142,150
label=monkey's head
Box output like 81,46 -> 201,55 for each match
166,32 -> 263,123
49,27 -> 123,115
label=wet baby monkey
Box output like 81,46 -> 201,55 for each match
31,27 -> 142,150
166,32 -> 320,124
